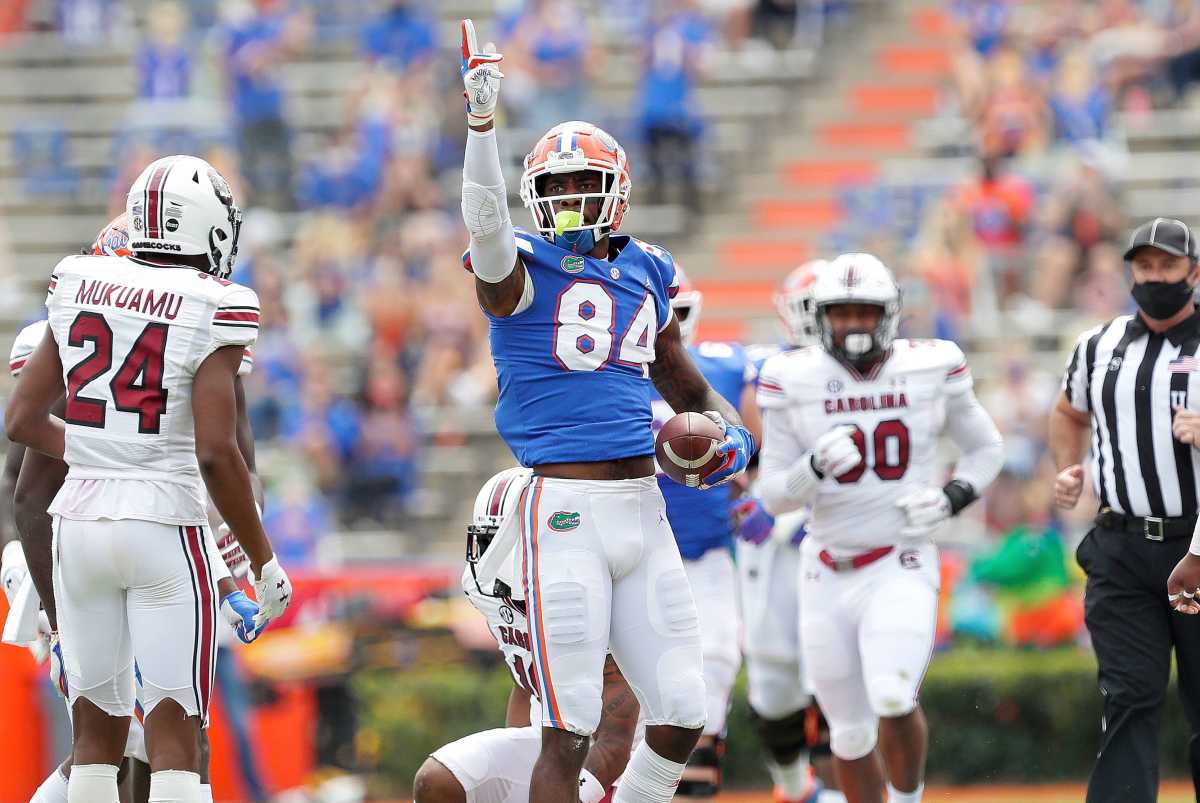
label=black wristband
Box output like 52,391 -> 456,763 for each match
942,479 -> 977,516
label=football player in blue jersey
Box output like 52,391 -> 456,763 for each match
649,270 -> 760,798
459,20 -> 755,803
736,260 -> 846,803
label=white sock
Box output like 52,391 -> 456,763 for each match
31,766 -> 69,803
887,782 -> 924,803
67,764 -> 119,803
579,769 -> 606,803
612,743 -> 687,803
768,752 -> 813,798
150,770 -> 201,803
819,792 -> 849,803
199,783 -> 214,803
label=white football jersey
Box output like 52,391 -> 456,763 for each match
44,254 -> 259,525
9,318 -> 251,379
757,339 -> 972,550
461,567 -> 541,727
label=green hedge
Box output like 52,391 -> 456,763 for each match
353,648 -> 1193,794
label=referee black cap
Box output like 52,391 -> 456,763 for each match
1124,217 -> 1197,261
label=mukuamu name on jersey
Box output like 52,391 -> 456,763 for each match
75,278 -> 184,320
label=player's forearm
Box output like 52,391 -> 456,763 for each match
463,128 -> 523,313
944,391 -> 1004,493
4,412 -> 64,461
197,443 -> 273,574
1049,396 -> 1091,470
651,343 -> 743,428
13,445 -> 67,629
505,684 -> 532,728
759,458 -> 819,516
0,445 -> 23,548
756,408 -> 816,515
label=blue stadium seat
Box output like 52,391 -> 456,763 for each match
11,123 -> 81,197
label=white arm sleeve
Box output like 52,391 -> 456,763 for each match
944,389 -> 1005,492
463,129 -> 518,283
203,526 -> 233,586
758,407 -> 821,515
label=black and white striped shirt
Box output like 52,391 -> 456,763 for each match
1062,311 -> 1200,517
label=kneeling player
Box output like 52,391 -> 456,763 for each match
413,468 -> 640,803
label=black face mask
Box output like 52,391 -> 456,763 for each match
1132,279 -> 1195,320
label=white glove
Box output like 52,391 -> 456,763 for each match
811,425 -> 863,478
216,524 -> 251,580
461,19 -> 504,127
26,611 -> 51,664
1,540 -> 27,605
251,556 -> 292,632
895,486 -> 951,539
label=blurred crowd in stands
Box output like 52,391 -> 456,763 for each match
7,1 -> 1198,629
903,0 -> 1200,335
3,0 -> 835,553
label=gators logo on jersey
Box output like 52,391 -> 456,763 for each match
561,255 -> 585,274
547,511 -> 581,532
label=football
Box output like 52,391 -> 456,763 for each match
655,412 -> 727,488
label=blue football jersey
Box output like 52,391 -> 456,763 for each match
473,228 -> 679,467
652,341 -> 755,560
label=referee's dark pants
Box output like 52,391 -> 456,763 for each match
1078,515 -> 1200,803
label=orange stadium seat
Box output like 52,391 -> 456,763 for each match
695,280 -> 777,308
718,239 -> 812,270
752,198 -> 844,230
784,159 -> 878,188
911,7 -> 952,38
817,121 -> 912,151
694,319 -> 748,344
851,84 -> 940,117
878,45 -> 953,76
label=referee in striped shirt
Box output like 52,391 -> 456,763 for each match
1051,217 -> 1200,803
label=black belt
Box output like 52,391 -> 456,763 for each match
1094,510 -> 1197,541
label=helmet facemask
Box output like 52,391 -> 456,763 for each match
778,291 -> 819,347
520,139 -> 630,254
817,299 -> 899,369
465,519 -> 498,597
206,167 -> 242,279
672,291 -> 703,347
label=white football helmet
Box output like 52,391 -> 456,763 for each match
467,466 -> 532,598
9,319 -> 48,378
812,253 -> 901,365
125,155 -> 242,279
775,259 -> 829,347
672,265 -> 702,347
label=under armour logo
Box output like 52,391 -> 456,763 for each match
276,580 -> 286,589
